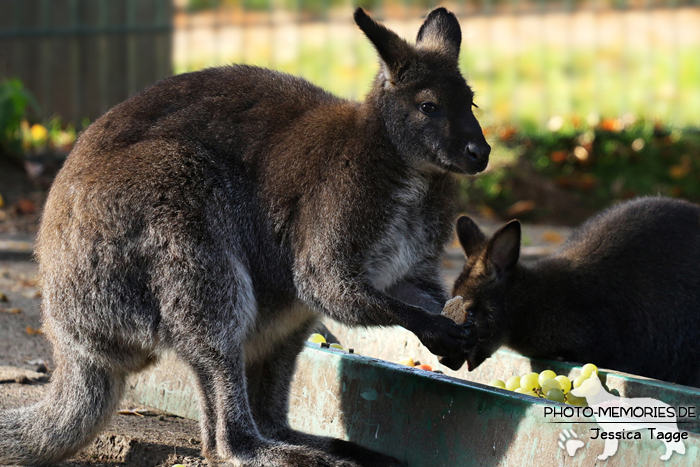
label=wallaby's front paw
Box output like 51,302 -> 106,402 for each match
413,313 -> 477,359
438,354 -> 467,371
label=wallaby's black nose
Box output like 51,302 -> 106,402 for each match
464,141 -> 491,173
466,141 -> 490,160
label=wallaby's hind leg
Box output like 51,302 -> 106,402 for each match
164,261 -> 362,467
246,321 -> 404,467
184,354 -> 223,460
175,329 -> 365,467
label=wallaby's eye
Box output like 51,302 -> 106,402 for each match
419,102 -> 438,114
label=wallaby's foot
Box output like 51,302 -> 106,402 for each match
237,443 -> 364,467
272,427 -> 404,467
327,439 -> 405,467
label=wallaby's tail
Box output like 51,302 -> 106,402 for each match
0,357 -> 124,466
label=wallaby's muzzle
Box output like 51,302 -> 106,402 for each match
464,139 -> 490,174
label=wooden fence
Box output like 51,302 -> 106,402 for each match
0,0 -> 173,124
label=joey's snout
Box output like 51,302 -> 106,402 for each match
463,139 -> 490,174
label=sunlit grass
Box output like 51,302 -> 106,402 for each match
175,37 -> 700,128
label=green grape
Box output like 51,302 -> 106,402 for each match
581,363 -> 598,378
573,374 -> 588,389
555,375 -> 572,394
520,372 -> 540,391
538,370 -> 557,386
489,379 -> 506,389
525,390 -> 539,398
307,333 -> 326,344
513,387 -> 527,394
506,376 -> 521,391
546,388 -> 566,403
329,343 -> 344,350
566,394 -> 587,406
541,378 -> 562,394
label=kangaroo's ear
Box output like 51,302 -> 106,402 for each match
456,216 -> 487,258
416,7 -> 461,61
354,8 -> 412,81
485,220 -> 521,279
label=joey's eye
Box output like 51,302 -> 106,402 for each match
419,102 -> 438,114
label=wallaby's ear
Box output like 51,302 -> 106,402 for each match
456,216 -> 487,258
354,8 -> 412,81
416,7 -> 461,61
485,220 -> 521,279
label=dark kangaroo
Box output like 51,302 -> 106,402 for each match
452,196 -> 700,386
0,7 -> 489,466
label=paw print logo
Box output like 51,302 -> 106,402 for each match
558,429 -> 585,457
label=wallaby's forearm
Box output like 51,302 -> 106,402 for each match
386,277 -> 448,315
296,269 -> 473,358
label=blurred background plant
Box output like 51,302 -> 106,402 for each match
0,79 -> 39,161
0,79 -> 77,162
460,118 -> 700,224
20,118 -> 77,158
1,0 -> 699,226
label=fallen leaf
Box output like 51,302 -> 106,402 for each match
0,292 -> 8,302
1,307 -> 22,314
25,326 -> 42,335
478,205 -> 498,219
505,200 -> 536,218
541,230 -> 564,244
16,199 -> 36,215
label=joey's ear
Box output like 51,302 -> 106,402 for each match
485,220 -> 521,279
456,216 -> 487,258
416,7 -> 461,61
354,8 -> 412,81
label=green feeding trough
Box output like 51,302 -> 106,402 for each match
125,340 -> 700,467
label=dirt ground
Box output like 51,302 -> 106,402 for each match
0,157 -> 572,466
0,252 -> 209,467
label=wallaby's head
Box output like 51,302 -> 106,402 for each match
452,216 -> 521,369
355,8 -> 490,175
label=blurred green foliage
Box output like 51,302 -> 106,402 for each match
461,118 -> 700,223
0,79 -> 38,160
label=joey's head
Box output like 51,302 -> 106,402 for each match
452,216 -> 521,369
354,8 -> 490,175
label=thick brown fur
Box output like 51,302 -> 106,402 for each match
0,7 -> 489,467
453,197 -> 700,386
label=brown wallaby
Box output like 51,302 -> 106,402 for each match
452,196 -> 700,387
0,7 -> 489,467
